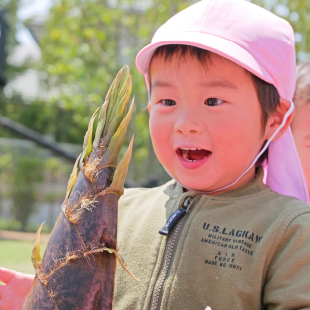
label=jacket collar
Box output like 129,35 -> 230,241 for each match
164,167 -> 268,200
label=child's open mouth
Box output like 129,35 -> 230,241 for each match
178,148 -> 212,162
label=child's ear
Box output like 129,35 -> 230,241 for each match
264,98 -> 295,141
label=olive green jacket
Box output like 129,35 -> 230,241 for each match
114,170 -> 310,310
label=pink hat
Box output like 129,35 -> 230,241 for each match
136,0 -> 309,203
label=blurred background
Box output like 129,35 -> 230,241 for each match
0,0 -> 309,274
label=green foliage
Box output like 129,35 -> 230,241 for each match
0,94 -> 89,143
0,150 -> 45,231
0,0 -> 19,53
0,240 -> 47,274
0,218 -> 22,230
9,154 -> 45,230
40,1 -> 123,112
0,0 -> 31,82
0,218 -> 52,233
0,149 -> 71,230
251,0 -> 310,62
35,0 -> 194,180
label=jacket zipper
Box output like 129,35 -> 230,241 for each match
151,196 -> 196,310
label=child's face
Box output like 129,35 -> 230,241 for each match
291,95 -> 310,193
148,53 -> 269,193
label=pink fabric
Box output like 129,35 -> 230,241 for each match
136,0 -> 296,99
136,0 -> 309,203
267,128 -> 309,200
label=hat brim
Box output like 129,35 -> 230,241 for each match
136,31 -> 277,91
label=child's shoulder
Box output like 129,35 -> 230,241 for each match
118,180 -> 177,226
120,179 -> 176,205
256,188 -> 310,231
263,188 -> 310,213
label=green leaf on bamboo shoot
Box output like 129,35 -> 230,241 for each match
81,107 -> 100,164
93,77 -> 116,149
106,75 -> 127,126
105,68 -> 126,130
98,247 -> 139,281
107,136 -> 134,197
93,101 -> 108,150
94,65 -> 131,151
110,68 -> 131,122
102,77 -> 132,148
98,98 -> 134,169
31,222 -> 44,270
65,153 -> 81,201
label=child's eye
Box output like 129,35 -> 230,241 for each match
205,98 -> 225,106
161,99 -> 176,106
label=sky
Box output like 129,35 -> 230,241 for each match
16,0 -> 53,43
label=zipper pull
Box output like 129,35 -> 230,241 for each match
159,197 -> 194,236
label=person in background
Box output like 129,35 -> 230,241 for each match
291,61 -> 310,194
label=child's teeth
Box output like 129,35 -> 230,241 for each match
181,148 -> 202,151
184,158 -> 198,162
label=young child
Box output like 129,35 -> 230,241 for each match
291,61 -> 310,194
1,1 -> 310,309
